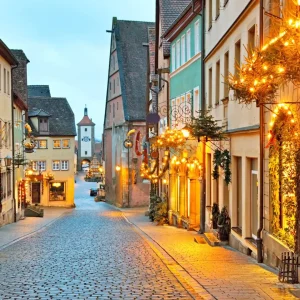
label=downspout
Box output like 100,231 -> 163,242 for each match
257,0 -> 264,263
200,0 -> 206,233
11,65 -> 18,223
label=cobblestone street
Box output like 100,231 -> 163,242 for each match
0,176 -> 193,300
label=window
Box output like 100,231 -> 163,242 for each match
7,171 -> 11,197
7,71 -> 10,95
113,79 -> 115,94
208,0 -> 212,29
4,68 -> 6,93
61,160 -> 69,171
113,103 -> 115,118
117,102 -> 119,110
216,60 -> 220,104
195,21 -> 200,54
62,139 -> 70,148
52,160 -> 60,171
4,122 -> 7,147
208,68 -> 212,108
85,151 -> 87,155
216,0 -> 220,19
193,87 -> 200,117
50,182 -> 66,201
186,29 -> 191,60
236,157 -> 243,230
0,172 -> 6,200
248,25 -> 256,53
85,128 -> 87,132
176,40 -> 180,68
38,140 -> 47,149
53,140 -> 61,149
39,118 -> 48,132
235,40 -> 241,78
39,161 -> 46,171
224,51 -> 229,98
171,44 -> 176,71
181,35 -> 186,64
110,81 -> 111,90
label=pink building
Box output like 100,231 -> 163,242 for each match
103,18 -> 155,207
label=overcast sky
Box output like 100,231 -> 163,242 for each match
1,0 -> 155,139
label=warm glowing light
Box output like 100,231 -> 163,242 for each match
181,128 -> 190,139
288,111 -> 292,115
278,67 -> 285,73
52,182 -> 61,188
263,65 -> 268,70
291,119 -> 295,123
163,179 -> 167,185
275,108 -> 279,113
268,133 -> 272,139
270,122 -> 274,127
250,87 -> 255,92
115,165 -> 121,172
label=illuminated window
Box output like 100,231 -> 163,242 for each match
50,182 -> 66,201
53,140 -> 61,149
62,139 -> 70,148
38,140 -> 47,149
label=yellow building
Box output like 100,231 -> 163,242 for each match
25,87 -> 76,207
0,40 -> 18,227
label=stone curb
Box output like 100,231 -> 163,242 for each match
121,212 -> 216,300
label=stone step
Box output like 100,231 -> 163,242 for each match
204,232 -> 221,246
24,206 -> 44,218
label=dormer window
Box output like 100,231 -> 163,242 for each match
39,117 -> 49,133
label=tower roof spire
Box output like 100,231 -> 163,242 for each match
84,104 -> 88,116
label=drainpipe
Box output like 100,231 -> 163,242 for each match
11,65 -> 18,223
257,0 -> 264,263
199,0 -> 206,234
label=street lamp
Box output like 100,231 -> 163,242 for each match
115,165 -> 121,172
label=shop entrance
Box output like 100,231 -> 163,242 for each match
32,182 -> 41,203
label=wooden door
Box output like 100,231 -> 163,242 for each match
32,183 -> 40,203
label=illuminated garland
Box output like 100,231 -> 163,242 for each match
228,16 -> 300,104
153,128 -> 186,149
268,105 -> 298,251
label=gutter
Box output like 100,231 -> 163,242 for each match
256,0 -> 264,264
199,0 -> 206,234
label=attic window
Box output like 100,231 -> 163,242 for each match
39,118 -> 48,132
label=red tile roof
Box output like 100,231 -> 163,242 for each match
77,115 -> 95,126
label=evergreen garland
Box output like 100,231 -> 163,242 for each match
212,149 -> 232,185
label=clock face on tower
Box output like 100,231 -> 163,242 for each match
82,136 -> 90,142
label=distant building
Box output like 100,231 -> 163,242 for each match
77,106 -> 95,171
11,49 -> 30,221
103,17 -> 154,207
27,87 -> 76,207
0,40 -> 18,227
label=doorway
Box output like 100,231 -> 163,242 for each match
251,170 -> 259,238
32,182 -> 41,203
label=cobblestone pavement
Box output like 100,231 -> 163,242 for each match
123,208 -> 300,300
0,176 -> 194,300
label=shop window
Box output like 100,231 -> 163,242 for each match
50,182 -> 66,201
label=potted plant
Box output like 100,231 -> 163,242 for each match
217,206 -> 231,241
211,202 -> 220,229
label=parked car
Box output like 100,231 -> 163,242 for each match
90,188 -> 98,196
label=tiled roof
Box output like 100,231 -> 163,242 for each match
77,115 -> 95,126
159,0 -> 191,56
28,85 -> 51,97
28,97 -> 76,136
115,20 -> 155,121
11,49 -> 30,63
28,108 -> 51,117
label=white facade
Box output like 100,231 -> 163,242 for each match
80,126 -> 92,157
205,0 -> 260,255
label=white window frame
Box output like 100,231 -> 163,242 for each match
186,29 -> 191,60
171,44 -> 176,72
193,87 -> 200,117
61,160 -> 69,171
52,160 -> 60,171
195,20 -> 200,54
181,34 -> 186,65
53,140 -> 61,149
39,161 -> 46,171
176,40 -> 180,68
